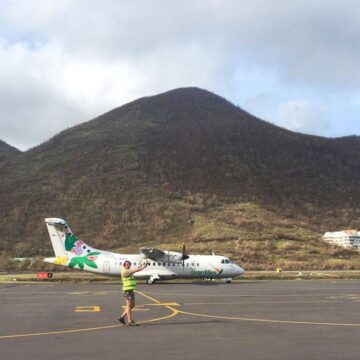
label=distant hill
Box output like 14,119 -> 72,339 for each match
1,87 -> 360,270
0,140 -> 20,165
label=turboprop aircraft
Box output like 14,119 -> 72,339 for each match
44,218 -> 245,284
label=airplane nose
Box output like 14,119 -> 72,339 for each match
236,265 -> 245,276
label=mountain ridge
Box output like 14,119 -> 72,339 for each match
1,87 -> 360,270
0,139 -> 21,165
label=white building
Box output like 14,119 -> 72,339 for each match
323,230 -> 360,250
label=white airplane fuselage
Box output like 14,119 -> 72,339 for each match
44,218 -> 245,283
45,250 -> 244,281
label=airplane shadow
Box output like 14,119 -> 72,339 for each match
148,281 -> 219,286
141,319 -> 223,327
143,280 -> 264,286
190,281 -> 219,286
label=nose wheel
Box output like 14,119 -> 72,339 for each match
147,275 -> 160,284
224,278 -> 232,284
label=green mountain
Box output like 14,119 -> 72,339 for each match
1,88 -> 360,270
0,140 -> 21,165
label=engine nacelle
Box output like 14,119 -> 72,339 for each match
140,247 -> 188,263
161,251 -> 183,262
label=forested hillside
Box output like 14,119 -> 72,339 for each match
1,88 -> 359,270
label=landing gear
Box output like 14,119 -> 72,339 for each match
224,278 -> 232,284
147,275 -> 160,284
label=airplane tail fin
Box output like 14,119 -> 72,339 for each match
45,218 -> 96,258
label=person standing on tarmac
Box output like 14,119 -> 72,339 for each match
119,260 -> 147,326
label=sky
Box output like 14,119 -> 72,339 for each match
0,0 -> 359,151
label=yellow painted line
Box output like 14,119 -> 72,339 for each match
121,305 -> 149,312
0,291 -> 179,340
135,290 -> 180,320
182,300 -> 344,306
69,292 -> 89,295
75,306 -> 100,312
135,290 -> 163,304
93,292 -> 109,296
177,309 -> 360,328
0,307 -> 177,339
147,302 -> 180,307
144,291 -> 350,298
0,324 -> 123,339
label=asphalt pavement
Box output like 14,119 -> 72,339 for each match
1,280 -> 360,360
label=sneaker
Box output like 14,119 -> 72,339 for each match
127,321 -> 139,326
118,317 -> 126,325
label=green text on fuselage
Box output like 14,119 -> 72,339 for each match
191,270 -> 218,276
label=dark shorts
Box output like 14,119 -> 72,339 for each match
123,290 -> 135,301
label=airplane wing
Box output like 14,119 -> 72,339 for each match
140,247 -> 166,261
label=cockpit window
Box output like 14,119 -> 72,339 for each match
222,259 -> 231,264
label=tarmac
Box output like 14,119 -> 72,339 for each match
1,280 -> 360,360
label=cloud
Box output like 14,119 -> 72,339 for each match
275,100 -> 332,136
3,0 -> 360,87
0,39 -> 226,150
0,0 -> 359,149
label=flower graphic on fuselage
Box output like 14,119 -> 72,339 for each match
74,240 -> 85,255
68,252 -> 100,270
64,232 -> 79,252
64,230 -> 87,255
53,256 -> 69,265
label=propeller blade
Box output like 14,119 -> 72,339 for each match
181,244 -> 189,259
181,243 -> 189,269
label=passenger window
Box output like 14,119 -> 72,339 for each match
173,263 -> 176,266
153,262 -> 156,266
197,263 -> 199,266
158,262 -> 161,266
163,263 -> 166,266
168,263 -> 170,266
119,262 -> 122,265
186,263 -> 189,267
134,262 -> 137,265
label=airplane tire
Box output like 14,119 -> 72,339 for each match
147,278 -> 158,285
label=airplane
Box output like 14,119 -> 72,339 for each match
44,218 -> 245,284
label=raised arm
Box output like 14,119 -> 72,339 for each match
123,262 -> 147,276
132,261 -> 148,274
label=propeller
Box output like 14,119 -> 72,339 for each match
181,243 -> 189,269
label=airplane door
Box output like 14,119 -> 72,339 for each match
103,261 -> 110,274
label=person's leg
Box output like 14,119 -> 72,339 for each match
120,302 -> 128,320
119,293 -> 131,324
127,299 -> 135,323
